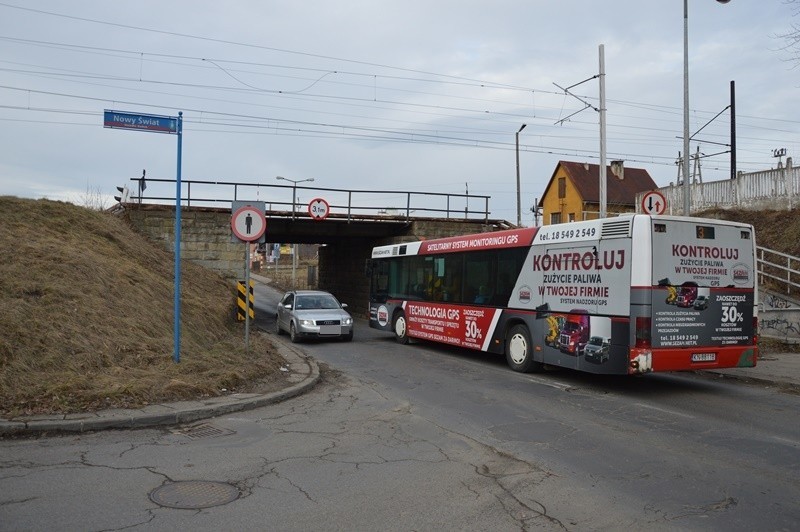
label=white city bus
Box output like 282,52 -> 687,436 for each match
366,214 -> 758,375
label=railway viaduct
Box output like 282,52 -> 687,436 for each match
118,202 -> 512,317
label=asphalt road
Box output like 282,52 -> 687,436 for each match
1,284 -> 798,531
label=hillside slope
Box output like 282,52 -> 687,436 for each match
699,207 -> 800,258
0,197 -> 286,417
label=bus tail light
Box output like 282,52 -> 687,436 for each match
753,316 -> 758,344
635,317 -> 651,348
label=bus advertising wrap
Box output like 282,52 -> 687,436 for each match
519,240 -> 633,316
402,301 -> 500,351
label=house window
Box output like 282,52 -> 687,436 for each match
568,213 -> 575,222
558,177 -> 566,199
550,212 -> 562,225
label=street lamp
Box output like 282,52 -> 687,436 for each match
515,124 -> 527,226
276,175 -> 314,220
275,175 -> 314,288
683,0 -> 731,216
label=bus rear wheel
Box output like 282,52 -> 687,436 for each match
393,311 -> 410,344
506,324 -> 542,373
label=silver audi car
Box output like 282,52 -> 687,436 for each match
275,289 -> 354,342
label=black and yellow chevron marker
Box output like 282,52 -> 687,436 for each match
237,280 -> 255,321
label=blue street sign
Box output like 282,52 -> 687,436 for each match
103,110 -> 179,134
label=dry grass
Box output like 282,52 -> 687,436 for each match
0,197 -> 287,418
698,207 -> 800,299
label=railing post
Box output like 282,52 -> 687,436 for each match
347,191 -> 352,222
406,193 -> 411,219
446,195 -> 451,219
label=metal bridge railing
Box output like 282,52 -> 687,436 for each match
757,245 -> 800,298
124,177 -> 493,223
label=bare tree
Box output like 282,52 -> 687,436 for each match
78,183 -> 109,211
776,0 -> 800,64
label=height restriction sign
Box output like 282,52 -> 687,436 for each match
231,205 -> 266,242
308,197 -> 330,220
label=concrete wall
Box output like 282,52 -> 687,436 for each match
760,291 -> 800,343
124,207 -> 247,280
760,309 -> 800,344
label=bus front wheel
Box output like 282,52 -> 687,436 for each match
393,311 -> 410,345
506,324 -> 542,373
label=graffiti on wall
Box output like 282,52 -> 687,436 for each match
760,316 -> 800,339
764,293 -> 796,310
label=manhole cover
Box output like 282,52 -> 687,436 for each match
150,481 -> 240,509
176,423 -> 235,439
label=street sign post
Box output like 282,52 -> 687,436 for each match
231,201 -> 266,351
105,109 -> 183,363
103,110 -> 179,134
641,190 -> 667,215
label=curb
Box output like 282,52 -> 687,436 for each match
0,341 -> 319,437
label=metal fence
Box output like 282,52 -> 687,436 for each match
636,162 -> 800,214
123,177 -> 493,223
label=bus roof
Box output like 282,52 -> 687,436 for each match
371,227 -> 538,258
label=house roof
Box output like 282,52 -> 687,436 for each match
543,161 -> 658,206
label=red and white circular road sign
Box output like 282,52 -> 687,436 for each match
231,205 -> 267,241
641,190 -> 667,215
308,197 -> 330,221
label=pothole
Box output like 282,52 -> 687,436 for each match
150,480 -> 240,509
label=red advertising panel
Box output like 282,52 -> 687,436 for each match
419,227 -> 537,255
403,301 -> 500,350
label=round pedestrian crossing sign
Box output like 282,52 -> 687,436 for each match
231,205 -> 266,241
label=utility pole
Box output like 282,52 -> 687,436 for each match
554,45 -> 607,219
599,44 -> 607,219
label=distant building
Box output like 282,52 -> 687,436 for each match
537,160 -> 658,225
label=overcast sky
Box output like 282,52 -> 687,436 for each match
1,1 -> 799,224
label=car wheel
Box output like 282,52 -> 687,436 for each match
274,314 -> 283,335
505,324 -> 542,373
289,322 -> 300,343
393,311 -> 409,345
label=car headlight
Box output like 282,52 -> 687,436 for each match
300,319 -> 314,327
343,317 -> 353,325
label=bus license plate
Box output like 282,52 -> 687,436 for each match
691,352 -> 716,362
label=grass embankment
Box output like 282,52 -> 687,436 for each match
0,197 -> 286,418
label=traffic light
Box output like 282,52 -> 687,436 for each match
114,185 -> 130,203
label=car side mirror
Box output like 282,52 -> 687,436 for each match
341,303 -> 348,309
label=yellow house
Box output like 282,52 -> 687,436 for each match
538,160 -> 658,225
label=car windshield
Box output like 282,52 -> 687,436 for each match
295,295 -> 340,310
588,337 -> 603,346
